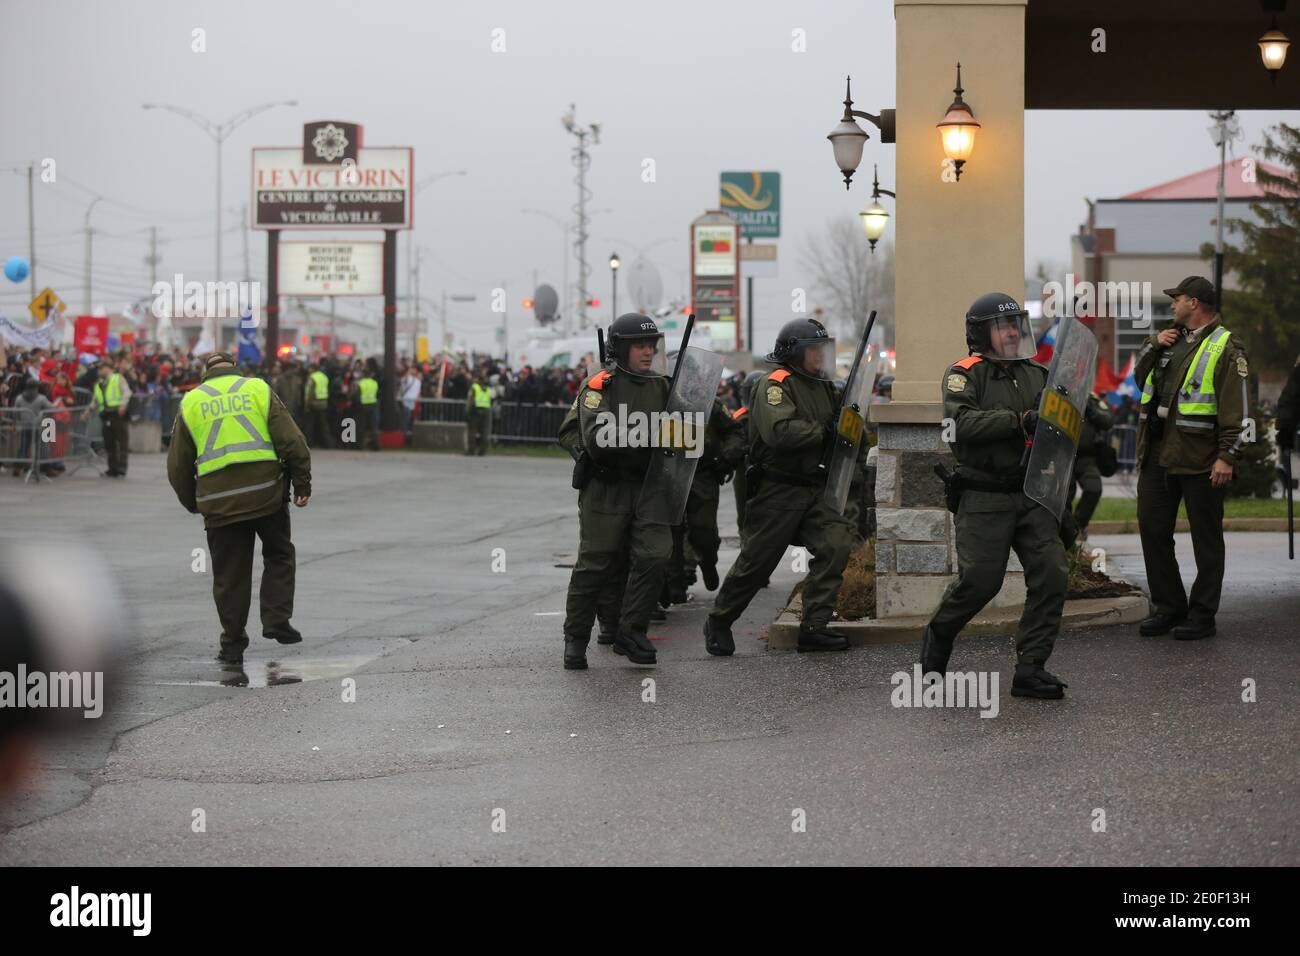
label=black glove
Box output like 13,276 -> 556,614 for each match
1278,423 -> 1295,451
1021,409 -> 1039,436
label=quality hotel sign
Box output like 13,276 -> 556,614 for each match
251,121 -> 413,229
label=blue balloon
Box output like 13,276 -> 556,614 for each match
4,256 -> 30,283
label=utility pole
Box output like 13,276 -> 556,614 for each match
562,105 -> 601,330
441,287 -> 447,355
27,163 -> 36,298
414,247 -> 422,347
83,197 -> 102,314
145,227 -> 160,341
1209,109 -> 1238,308
501,278 -> 508,363
241,203 -> 251,281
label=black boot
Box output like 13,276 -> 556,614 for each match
1011,663 -> 1067,699
596,624 -> 617,645
797,624 -> 849,653
217,632 -> 248,664
613,628 -> 657,664
651,606 -> 667,622
563,639 -> 589,670
263,623 -> 303,645
700,562 -> 719,591
1139,613 -> 1185,637
919,625 -> 954,677
704,617 -> 734,656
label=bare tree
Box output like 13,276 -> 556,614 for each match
800,217 -> 894,346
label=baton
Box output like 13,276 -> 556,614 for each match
668,313 -> 696,395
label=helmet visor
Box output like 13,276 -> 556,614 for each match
977,313 -> 1037,362
790,338 -> 837,380
617,334 -> 667,376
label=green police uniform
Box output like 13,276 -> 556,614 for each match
927,353 -> 1068,667
731,404 -> 751,538
1066,393 -> 1114,535
674,398 -> 746,592
466,381 -> 492,456
708,366 -> 855,641
352,375 -> 379,450
1134,317 -> 1250,633
94,371 -> 130,476
304,368 -> 332,448
168,363 -> 313,662
557,366 -> 671,656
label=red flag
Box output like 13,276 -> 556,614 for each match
1093,356 -> 1121,394
74,316 -> 109,355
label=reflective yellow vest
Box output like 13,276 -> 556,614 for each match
358,377 -> 379,405
94,373 -> 124,412
1140,326 -> 1231,430
471,382 -> 492,409
180,374 -> 278,477
308,370 -> 329,401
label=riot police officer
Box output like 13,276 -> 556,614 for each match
671,392 -> 746,595
557,313 -> 672,669
921,292 -> 1070,699
1066,392 -> 1114,538
730,370 -> 765,541
705,318 -> 855,655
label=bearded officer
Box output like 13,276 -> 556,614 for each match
557,313 -> 672,669
1134,276 -> 1249,641
704,318 -> 855,655
921,293 -> 1070,699
168,352 -> 313,664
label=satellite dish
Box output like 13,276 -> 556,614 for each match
626,257 -> 663,312
532,284 -> 559,325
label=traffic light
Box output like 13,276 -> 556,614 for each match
587,298 -> 601,308
522,298 -> 534,309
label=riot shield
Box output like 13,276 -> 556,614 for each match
636,345 -> 726,525
1024,316 -> 1099,520
825,342 -> 881,514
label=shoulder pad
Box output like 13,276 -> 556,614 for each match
953,356 -> 982,370
587,369 -> 613,391
1027,359 -> 1050,372
768,369 -> 791,383
732,406 -> 749,420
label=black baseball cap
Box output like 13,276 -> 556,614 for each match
1162,276 -> 1217,306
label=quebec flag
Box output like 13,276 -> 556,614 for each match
237,317 -> 261,366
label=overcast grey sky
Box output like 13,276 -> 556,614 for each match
2,0 -> 1297,353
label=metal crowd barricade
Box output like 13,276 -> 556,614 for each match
414,397 -> 571,446
0,400 -> 100,483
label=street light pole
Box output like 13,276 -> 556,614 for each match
143,100 -> 297,280
83,196 -> 102,314
609,252 -> 620,320
1209,110 -> 1236,306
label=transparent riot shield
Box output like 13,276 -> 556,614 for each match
1024,317 -> 1098,520
825,342 -> 881,514
637,346 -> 726,525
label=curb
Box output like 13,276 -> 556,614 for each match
1088,517 -> 1287,534
766,588 -> 1151,650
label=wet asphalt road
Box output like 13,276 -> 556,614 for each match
0,451 -> 1296,865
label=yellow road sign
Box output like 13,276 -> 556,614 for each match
29,288 -> 66,323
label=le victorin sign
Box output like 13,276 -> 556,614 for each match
252,121 -> 413,229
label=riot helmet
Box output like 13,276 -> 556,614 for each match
964,292 -> 1037,362
741,370 -> 765,408
606,312 -> 667,376
766,318 -> 835,381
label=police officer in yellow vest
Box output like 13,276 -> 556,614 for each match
466,373 -> 492,456
94,359 -> 131,477
351,366 -> 380,451
168,352 -> 313,664
1134,277 -> 1250,642
303,362 -> 332,449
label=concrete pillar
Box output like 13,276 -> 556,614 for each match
874,0 -> 1027,618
